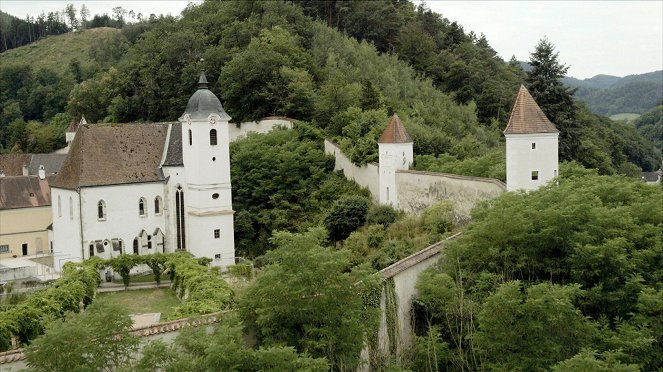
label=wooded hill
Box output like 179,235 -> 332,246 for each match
0,1 -> 659,175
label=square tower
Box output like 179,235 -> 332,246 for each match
378,114 -> 413,208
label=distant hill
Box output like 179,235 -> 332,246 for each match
518,61 -> 662,116
0,27 -> 123,76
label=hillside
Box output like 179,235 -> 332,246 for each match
0,27 -> 122,75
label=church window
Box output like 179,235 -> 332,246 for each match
97,200 -> 106,220
210,129 -> 217,145
133,238 -> 139,255
69,197 -> 73,220
89,243 -> 95,257
532,142 -> 536,149
214,229 -> 220,239
147,235 -> 152,249
176,186 -> 186,250
386,187 -> 390,201
188,129 -> 192,146
154,196 -> 162,215
531,171 -> 539,180
58,196 -> 62,217
139,198 -> 146,216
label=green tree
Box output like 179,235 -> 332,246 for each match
323,195 -> 370,242
239,228 -> 374,369
25,300 -> 138,372
526,38 -> 581,161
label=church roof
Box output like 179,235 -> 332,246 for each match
52,123 -> 169,189
28,154 -> 67,175
163,122 -> 183,166
0,175 -> 55,209
378,114 -> 412,144
504,85 -> 559,135
66,116 -> 87,133
180,71 -> 231,121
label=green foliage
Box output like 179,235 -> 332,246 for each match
413,145 -> 506,181
421,200 -> 454,236
634,105 -> 663,152
145,252 -> 167,285
239,228 -> 377,370
366,204 -> 399,226
323,195 -> 370,241
27,300 -> 139,372
552,349 -> 640,372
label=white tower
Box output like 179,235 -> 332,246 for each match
378,114 -> 413,208
178,71 -> 235,266
504,85 -> 559,192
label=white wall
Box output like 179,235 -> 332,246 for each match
324,140 -> 379,201
229,117 -> 293,142
505,133 -> 558,191
51,187 -> 83,270
395,170 -> 505,223
80,183 -> 167,260
378,142 -> 413,208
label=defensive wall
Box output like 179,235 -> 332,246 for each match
228,117 -> 294,142
323,140 -> 380,201
324,139 -> 505,221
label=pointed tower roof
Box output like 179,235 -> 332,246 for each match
504,85 -> 559,134
181,70 -> 231,121
378,114 -> 412,143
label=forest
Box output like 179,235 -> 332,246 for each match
1,1 -> 662,370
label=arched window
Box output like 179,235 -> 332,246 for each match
154,196 -> 162,215
147,235 -> 152,250
139,197 -> 146,216
97,200 -> 106,220
188,129 -> 192,146
133,238 -> 139,255
69,196 -> 73,220
210,129 -> 217,146
175,185 -> 186,250
58,195 -> 62,217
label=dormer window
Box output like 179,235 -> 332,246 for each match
210,129 -> 217,146
139,198 -> 146,216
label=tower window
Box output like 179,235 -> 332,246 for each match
531,171 -> 539,180
214,229 -> 220,239
188,129 -> 192,146
139,198 -> 146,216
531,142 -> 536,149
97,200 -> 106,220
210,129 -> 217,146
212,193 -> 219,199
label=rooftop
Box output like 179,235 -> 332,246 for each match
504,85 -> 559,135
378,113 -> 413,144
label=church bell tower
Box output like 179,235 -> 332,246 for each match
178,70 -> 235,266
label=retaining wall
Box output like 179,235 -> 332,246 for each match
324,140 -> 379,201
229,117 -> 294,142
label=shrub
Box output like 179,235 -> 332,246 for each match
366,204 -> 399,226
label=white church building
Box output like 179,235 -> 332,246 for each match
50,72 -> 236,270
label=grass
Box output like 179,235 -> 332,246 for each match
609,113 -> 640,123
0,27 -> 121,75
95,288 -> 181,321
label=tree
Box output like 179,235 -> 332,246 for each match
64,4 -> 78,30
526,38 -> 581,161
145,253 -> 167,284
323,195 -> 370,241
79,5 -> 89,28
239,228 -> 375,369
25,300 -> 139,372
108,254 -> 139,287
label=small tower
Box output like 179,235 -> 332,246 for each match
178,70 -> 235,266
65,116 -> 87,145
504,85 -> 559,191
378,114 -> 413,208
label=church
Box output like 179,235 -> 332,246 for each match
50,72 -> 236,270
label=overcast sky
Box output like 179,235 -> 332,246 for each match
1,1 -> 661,79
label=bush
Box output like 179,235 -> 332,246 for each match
323,195 -> 370,241
422,200 -> 454,236
366,204 -> 399,226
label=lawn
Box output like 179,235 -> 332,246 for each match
112,273 -> 158,284
95,288 -> 181,321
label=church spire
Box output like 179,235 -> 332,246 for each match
198,70 -> 208,90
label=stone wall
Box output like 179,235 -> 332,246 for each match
324,140 -> 379,201
396,170 -> 505,223
228,117 -> 294,142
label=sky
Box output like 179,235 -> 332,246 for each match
1,1 -> 661,79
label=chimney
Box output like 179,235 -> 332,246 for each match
22,164 -> 29,176
38,165 -> 46,180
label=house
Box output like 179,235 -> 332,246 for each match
50,71 -> 236,270
0,173 -> 54,260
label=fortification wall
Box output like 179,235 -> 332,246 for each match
324,140 -> 379,201
229,117 -> 294,142
396,170 -> 505,223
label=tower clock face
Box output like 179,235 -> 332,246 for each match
210,116 -> 217,124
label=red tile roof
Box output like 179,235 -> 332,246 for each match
504,85 -> 559,135
378,114 -> 412,144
